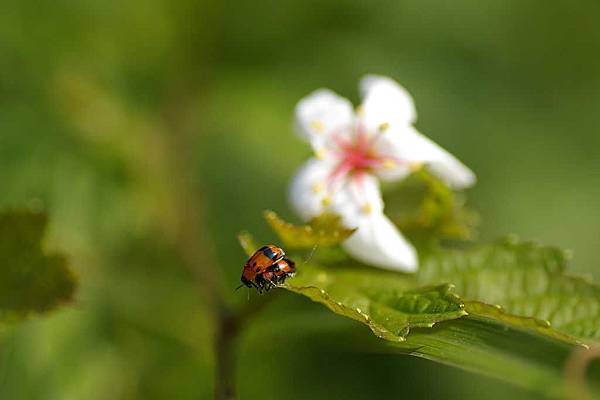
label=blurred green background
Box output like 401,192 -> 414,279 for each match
1,0 -> 599,399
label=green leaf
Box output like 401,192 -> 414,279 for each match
0,210 -> 77,322
286,263 -> 466,342
261,212 -> 600,343
246,209 -> 600,398
418,238 -> 600,342
246,211 -> 600,397
267,212 -> 600,341
281,259 -> 600,398
264,210 -> 355,250
390,315 -> 600,399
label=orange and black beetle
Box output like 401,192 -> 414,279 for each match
240,245 -> 296,292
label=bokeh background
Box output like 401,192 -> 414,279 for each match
1,1 -> 599,399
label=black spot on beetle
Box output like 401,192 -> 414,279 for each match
262,247 -> 277,260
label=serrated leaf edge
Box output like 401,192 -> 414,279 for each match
465,301 -> 589,348
283,282 -> 468,343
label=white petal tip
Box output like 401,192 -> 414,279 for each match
375,248 -> 419,273
450,171 -> 477,190
341,214 -> 419,273
359,74 -> 417,126
429,162 -> 477,190
359,74 -> 400,92
294,88 -> 355,147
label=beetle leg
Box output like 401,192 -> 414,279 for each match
250,280 -> 260,291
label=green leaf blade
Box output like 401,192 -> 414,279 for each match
419,239 -> 600,342
244,208 -> 600,397
392,316 -> 599,399
277,259 -> 600,398
285,263 -> 466,342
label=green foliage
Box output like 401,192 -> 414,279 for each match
392,316 -> 600,399
287,263 -> 465,341
420,238 -> 600,342
264,210 -> 355,249
386,170 -> 478,241
6,1 -> 600,398
0,210 -> 77,322
250,209 -> 600,344
242,202 -> 600,397
275,245 -> 597,345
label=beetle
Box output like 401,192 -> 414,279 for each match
240,245 -> 296,292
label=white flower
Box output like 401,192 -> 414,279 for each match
289,75 -> 476,272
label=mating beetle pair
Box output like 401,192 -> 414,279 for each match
240,245 -> 296,293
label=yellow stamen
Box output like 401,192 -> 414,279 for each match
314,148 -> 327,160
321,196 -> 331,207
356,106 -> 365,117
310,120 -> 325,133
311,183 -> 323,194
382,159 -> 396,170
378,122 -> 390,132
409,161 -> 423,172
361,203 -> 373,214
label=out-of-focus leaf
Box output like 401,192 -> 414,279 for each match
0,210 -> 77,322
386,169 -> 478,241
264,210 -> 355,249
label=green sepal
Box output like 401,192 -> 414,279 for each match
386,169 -> 478,241
264,210 -> 355,249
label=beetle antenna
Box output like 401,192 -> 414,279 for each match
234,284 -> 245,291
300,244 -> 318,267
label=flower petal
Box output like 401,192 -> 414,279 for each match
373,160 -> 412,182
288,158 -> 338,220
294,89 -> 355,152
360,75 -> 417,132
333,174 -> 417,271
333,172 -> 384,226
342,212 -> 418,272
374,126 -> 476,189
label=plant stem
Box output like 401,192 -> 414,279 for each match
159,91 -> 280,400
215,310 -> 238,400
214,291 -> 281,400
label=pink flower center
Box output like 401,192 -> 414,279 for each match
328,124 -> 398,186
